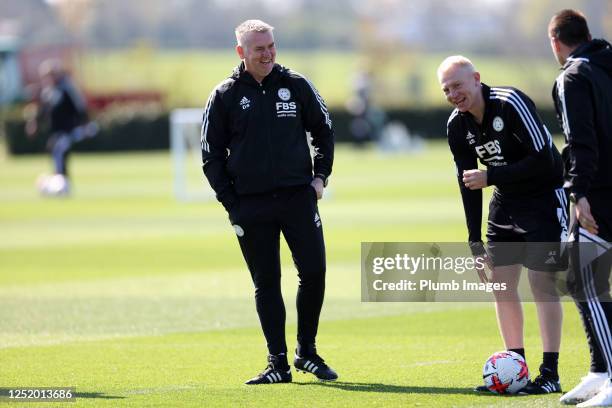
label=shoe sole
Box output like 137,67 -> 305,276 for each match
244,380 -> 292,385
560,395 -> 600,405
560,399 -> 585,405
295,368 -> 338,381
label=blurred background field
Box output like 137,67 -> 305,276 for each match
81,49 -> 560,109
3,0 -> 611,154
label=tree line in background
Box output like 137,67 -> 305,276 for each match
2,0 -> 610,55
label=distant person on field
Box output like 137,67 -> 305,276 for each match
201,19 -> 338,385
347,70 -> 375,146
548,9 -> 612,407
25,59 -> 97,195
438,55 -> 567,395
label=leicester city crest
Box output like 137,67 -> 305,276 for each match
493,116 -> 504,132
278,88 -> 291,101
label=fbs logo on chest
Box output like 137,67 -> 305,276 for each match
476,140 -> 501,157
275,101 -> 297,118
475,140 -> 506,165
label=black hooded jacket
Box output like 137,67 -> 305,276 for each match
202,62 -> 334,211
40,75 -> 87,134
447,83 -> 563,246
552,39 -> 612,198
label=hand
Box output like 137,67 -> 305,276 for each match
576,197 -> 599,235
462,169 -> 488,190
310,177 -> 324,200
475,253 -> 493,283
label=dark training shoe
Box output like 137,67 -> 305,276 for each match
245,355 -> 292,385
294,352 -> 338,381
519,375 -> 562,395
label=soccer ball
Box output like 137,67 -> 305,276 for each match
36,173 -> 70,196
482,351 -> 529,394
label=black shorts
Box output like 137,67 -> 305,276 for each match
486,188 -> 568,271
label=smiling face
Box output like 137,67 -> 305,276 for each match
438,63 -> 482,114
237,30 -> 276,83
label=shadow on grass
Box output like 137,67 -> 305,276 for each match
73,392 -> 125,399
294,381 -> 519,397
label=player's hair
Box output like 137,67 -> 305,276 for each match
437,55 -> 476,82
235,19 -> 274,48
549,9 -> 591,47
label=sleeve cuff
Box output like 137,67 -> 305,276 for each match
314,173 -> 329,187
485,168 -> 496,186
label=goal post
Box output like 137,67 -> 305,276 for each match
170,108 -> 215,202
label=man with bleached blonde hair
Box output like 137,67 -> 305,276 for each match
202,19 -> 337,385
438,56 -> 567,394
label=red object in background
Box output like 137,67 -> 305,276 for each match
19,45 -> 164,112
85,91 -> 164,111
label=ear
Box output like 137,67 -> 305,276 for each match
474,71 -> 481,85
236,44 -> 245,60
551,37 -> 562,54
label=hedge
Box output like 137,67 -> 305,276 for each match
4,108 -> 562,155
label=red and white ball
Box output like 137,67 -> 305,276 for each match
483,351 -> 529,394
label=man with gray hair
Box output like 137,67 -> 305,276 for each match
202,19 -> 337,384
438,56 -> 567,394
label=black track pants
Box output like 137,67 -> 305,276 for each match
567,193 -> 612,375
230,185 -> 326,355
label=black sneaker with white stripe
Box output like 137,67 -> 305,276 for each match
245,354 -> 292,385
519,374 -> 562,395
293,351 -> 338,381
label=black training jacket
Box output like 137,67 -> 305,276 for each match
40,75 -> 87,134
552,39 -> 612,198
201,62 -> 334,211
447,83 -> 563,246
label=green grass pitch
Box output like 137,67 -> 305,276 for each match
0,142 -> 589,407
